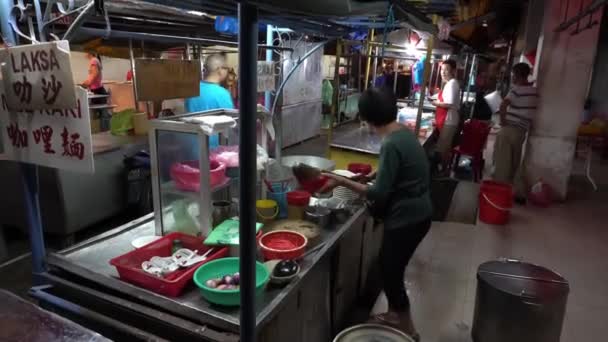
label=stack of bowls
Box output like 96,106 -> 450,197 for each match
332,170 -> 358,201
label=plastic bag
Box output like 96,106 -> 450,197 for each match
111,108 -> 136,135
211,146 -> 240,168
528,179 -> 555,207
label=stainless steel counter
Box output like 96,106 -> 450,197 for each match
331,122 -> 431,155
92,131 -> 149,155
48,207 -> 370,335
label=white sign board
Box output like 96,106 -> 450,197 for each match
0,41 -> 76,111
257,61 -> 276,92
0,85 -> 94,173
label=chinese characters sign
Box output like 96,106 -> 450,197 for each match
134,58 -> 201,101
257,61 -> 276,92
0,41 -> 76,111
0,85 -> 94,173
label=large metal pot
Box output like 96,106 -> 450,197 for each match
472,259 -> 570,342
280,155 -> 336,171
333,324 -> 415,342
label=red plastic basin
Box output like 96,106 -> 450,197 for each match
109,232 -> 228,297
259,230 -> 307,260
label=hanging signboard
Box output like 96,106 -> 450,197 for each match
0,85 -> 94,173
257,61 -> 276,92
134,59 -> 201,101
0,41 -> 76,111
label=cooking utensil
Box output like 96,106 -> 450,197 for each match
280,155 -> 336,171
212,201 -> 234,228
304,206 -> 332,229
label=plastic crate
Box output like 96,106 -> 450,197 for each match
109,232 -> 229,297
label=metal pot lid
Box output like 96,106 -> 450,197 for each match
477,259 -> 569,301
333,324 -> 415,342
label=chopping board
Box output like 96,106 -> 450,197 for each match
264,219 -> 321,246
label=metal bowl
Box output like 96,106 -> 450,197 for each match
280,155 -> 336,171
304,206 -> 332,229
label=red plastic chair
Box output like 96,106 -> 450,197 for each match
451,119 -> 491,182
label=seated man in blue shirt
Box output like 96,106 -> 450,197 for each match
185,53 -> 235,148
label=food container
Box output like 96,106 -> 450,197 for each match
299,175 -> 329,194
193,257 -> 269,306
170,160 -> 227,192
109,232 -> 228,297
333,324 -> 415,342
259,230 -> 307,260
347,163 -> 372,175
256,199 -> 279,224
304,206 -> 331,229
286,191 -> 311,220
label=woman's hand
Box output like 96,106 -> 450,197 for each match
350,171 -> 376,184
318,173 -> 345,193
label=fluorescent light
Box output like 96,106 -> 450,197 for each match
187,11 -> 208,17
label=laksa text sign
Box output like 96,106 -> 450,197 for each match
0,85 -> 94,173
1,41 -> 76,111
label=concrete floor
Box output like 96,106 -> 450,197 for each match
2,132 -> 608,341
370,151 -> 608,341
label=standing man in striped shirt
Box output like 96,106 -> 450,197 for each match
493,63 -> 538,192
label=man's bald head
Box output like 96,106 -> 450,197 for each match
205,53 -> 227,73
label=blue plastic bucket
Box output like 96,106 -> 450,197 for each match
267,185 -> 289,219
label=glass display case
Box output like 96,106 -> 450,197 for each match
149,108 -> 269,237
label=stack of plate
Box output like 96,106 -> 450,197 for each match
332,170 -> 358,201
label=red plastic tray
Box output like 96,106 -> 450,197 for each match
109,232 -> 228,297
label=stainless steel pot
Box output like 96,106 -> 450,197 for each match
304,206 -> 331,229
472,259 -> 570,342
280,155 -> 336,171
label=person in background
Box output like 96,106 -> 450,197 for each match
321,88 -> 431,341
493,63 -> 538,201
374,65 -> 388,88
81,50 -> 110,131
432,59 -> 461,168
185,53 -> 234,148
81,50 -> 107,104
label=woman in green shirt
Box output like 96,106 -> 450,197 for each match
323,88 -> 432,340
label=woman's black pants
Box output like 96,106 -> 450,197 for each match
380,218 -> 432,313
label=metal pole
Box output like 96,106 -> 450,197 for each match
0,0 -> 14,46
429,61 -> 436,92
129,39 -> 139,105
327,39 -> 342,158
265,25 -> 273,109
363,29 -> 375,90
0,1 -> 47,283
415,15 -> 437,135
465,54 -> 477,110
460,53 -> 470,105
393,60 -> 399,94
372,46 -> 379,86
238,3 -> 258,341
32,0 -> 45,42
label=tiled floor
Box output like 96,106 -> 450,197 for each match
372,176 -> 608,342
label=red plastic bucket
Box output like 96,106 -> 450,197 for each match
479,181 -> 513,225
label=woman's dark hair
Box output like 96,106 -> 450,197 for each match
512,62 -> 531,79
442,59 -> 457,71
358,87 -> 397,126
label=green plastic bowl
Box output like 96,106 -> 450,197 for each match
193,257 -> 269,306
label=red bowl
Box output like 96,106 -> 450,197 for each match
347,163 -> 372,175
299,175 -> 329,193
259,230 -> 307,260
286,191 -> 312,206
